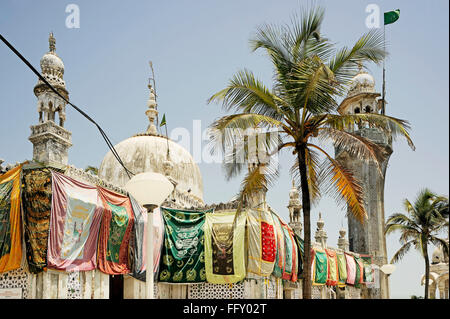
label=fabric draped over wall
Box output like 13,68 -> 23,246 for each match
271,213 -> 285,278
47,171 -> 103,271
360,254 -> 374,284
246,209 -> 276,277
293,234 -> 304,276
22,168 -> 53,273
280,220 -> 298,282
128,198 -> 164,282
353,255 -> 364,288
204,211 -> 246,284
345,253 -> 357,285
325,249 -> 338,286
311,249 -> 327,286
159,207 -> 207,283
0,165 -> 23,273
97,187 -> 134,275
336,252 -> 347,287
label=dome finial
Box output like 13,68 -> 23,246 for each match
49,32 -> 56,53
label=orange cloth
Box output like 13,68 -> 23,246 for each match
0,164 -> 24,273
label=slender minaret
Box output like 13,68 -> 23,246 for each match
288,180 -> 302,237
335,65 -> 392,299
29,33 -> 72,165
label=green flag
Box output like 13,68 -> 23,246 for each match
384,9 -> 400,25
160,113 -> 166,127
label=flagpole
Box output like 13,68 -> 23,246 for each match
382,23 -> 386,115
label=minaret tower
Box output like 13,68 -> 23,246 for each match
29,33 -> 72,165
288,180 -> 302,237
335,65 -> 393,299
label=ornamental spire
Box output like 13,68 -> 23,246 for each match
49,32 -> 56,53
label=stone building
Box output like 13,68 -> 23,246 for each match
335,65 -> 392,299
421,241 -> 449,299
0,33 -> 378,299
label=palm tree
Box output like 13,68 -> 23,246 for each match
385,189 -> 449,299
207,6 -> 415,298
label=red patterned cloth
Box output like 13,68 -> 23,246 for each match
261,222 -> 276,262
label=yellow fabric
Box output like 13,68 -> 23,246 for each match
246,208 -> 276,277
204,211 -> 246,284
0,165 -> 24,273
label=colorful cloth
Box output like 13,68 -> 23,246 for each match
326,249 -> 338,286
271,213 -> 285,278
22,168 -> 53,273
293,234 -> 304,276
47,171 -> 103,271
97,187 -> 134,275
345,253 -> 356,285
336,252 -> 347,287
311,249 -> 327,285
361,254 -> 374,284
159,207 -> 207,283
354,255 -> 364,288
128,198 -> 164,282
280,221 -> 298,282
204,211 -> 246,284
0,165 -> 23,273
246,208 -> 276,277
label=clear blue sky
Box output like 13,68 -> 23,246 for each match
0,0 -> 448,298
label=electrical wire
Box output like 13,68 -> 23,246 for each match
0,33 -> 134,178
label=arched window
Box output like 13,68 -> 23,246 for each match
354,107 -> 360,114
365,105 -> 372,113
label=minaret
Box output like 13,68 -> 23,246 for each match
314,213 -> 327,249
29,33 -> 72,165
335,65 -> 392,299
288,180 -> 302,237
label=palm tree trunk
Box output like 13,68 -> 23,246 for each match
297,145 -> 312,299
424,242 -> 430,299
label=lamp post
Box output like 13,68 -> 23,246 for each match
380,264 -> 396,299
125,172 -> 174,299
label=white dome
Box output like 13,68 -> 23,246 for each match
347,72 -> 375,97
98,134 -> 204,203
432,246 -> 444,264
40,52 -> 64,74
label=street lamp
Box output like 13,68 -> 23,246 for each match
380,264 -> 396,276
125,172 -> 174,299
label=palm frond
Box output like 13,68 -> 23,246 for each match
390,240 -> 415,264
309,143 -> 367,223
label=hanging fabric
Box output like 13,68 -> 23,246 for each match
271,213 -> 285,278
204,210 -> 246,284
311,248 -> 327,285
360,254 -> 374,284
336,252 -> 347,287
158,207 -> 207,283
97,187 -> 135,275
246,208 -> 276,277
325,249 -> 338,286
280,220 -> 298,282
47,171 -> 104,271
345,252 -> 356,285
128,198 -> 164,282
353,255 -> 364,288
293,233 -> 304,276
22,168 -> 53,273
0,164 -> 24,273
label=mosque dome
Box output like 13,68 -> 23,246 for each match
40,52 -> 64,75
98,134 -> 204,201
432,245 -> 444,264
98,81 -> 204,206
346,65 -> 376,98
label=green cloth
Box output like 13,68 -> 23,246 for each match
312,249 -> 328,285
158,207 -> 208,283
361,255 -> 374,283
384,9 -> 400,25
336,252 -> 347,287
293,234 -> 304,277
0,180 -> 13,259
354,255 -> 363,288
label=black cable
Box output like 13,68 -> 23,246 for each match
0,33 -> 134,178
